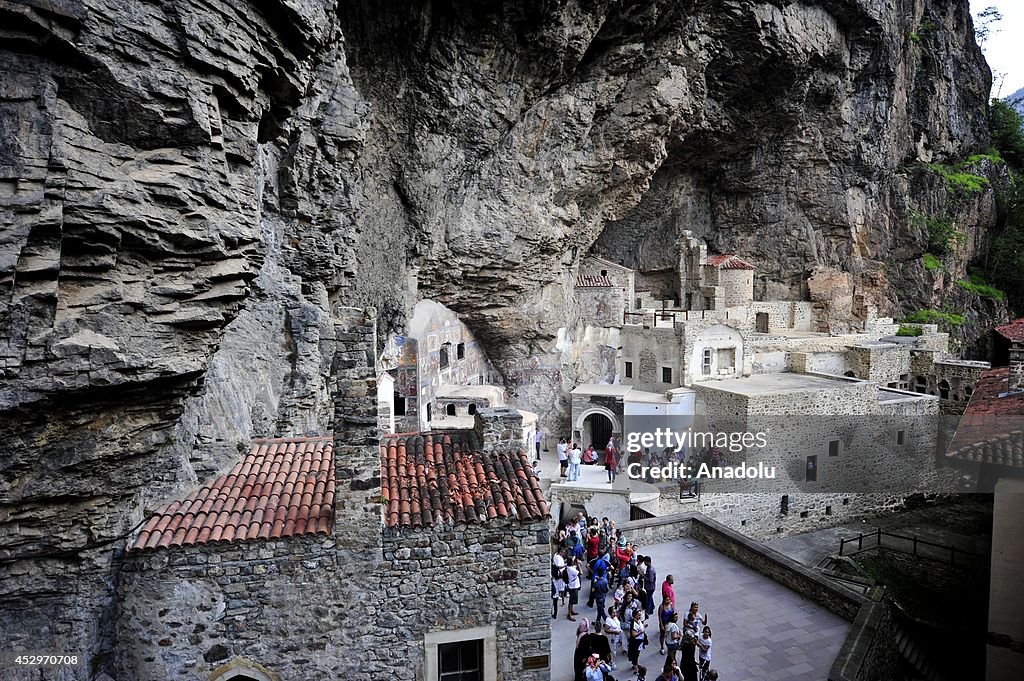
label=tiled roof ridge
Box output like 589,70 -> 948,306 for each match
252,435 -> 332,443
381,432 -> 549,529
576,274 -> 615,288
128,437 -> 336,552
704,254 -> 756,270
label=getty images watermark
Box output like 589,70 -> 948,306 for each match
623,427 -> 775,481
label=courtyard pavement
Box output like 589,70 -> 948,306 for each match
550,537 -> 850,681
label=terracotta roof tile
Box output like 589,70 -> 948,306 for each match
381,433 -> 550,529
947,367 -> 1024,468
576,274 -> 615,288
995,318 -> 1024,342
704,254 -> 755,270
128,436 -> 335,552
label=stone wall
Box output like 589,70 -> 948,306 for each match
719,268 -> 754,307
117,518 -> 552,681
847,344 -> 911,386
620,324 -> 683,391
380,520 -> 551,681
580,256 -> 635,309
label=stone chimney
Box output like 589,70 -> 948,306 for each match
1010,340 -> 1023,392
473,406 -> 524,451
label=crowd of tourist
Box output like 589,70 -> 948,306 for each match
554,435 -> 622,484
552,513 -> 719,681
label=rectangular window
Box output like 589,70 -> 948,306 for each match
896,430 -> 905,446
717,347 -> 735,372
624,361 -> 633,379
438,639 -> 483,681
394,393 -> 407,417
806,455 -> 818,482
456,343 -> 465,360
702,348 -> 713,376
662,366 -> 672,383
828,440 -> 840,457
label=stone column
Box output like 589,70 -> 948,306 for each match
1009,341 -> 1023,392
473,407 -> 525,451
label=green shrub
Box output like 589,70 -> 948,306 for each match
909,32 -> 921,43
903,309 -> 965,327
922,253 -> 942,272
957,270 -> 1006,301
928,163 -> 991,193
896,325 -> 924,337
965,151 -> 1004,165
924,215 -> 965,254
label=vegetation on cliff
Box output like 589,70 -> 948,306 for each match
979,97 -> 1024,312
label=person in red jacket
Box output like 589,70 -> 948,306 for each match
604,441 -> 618,484
586,528 -> 600,562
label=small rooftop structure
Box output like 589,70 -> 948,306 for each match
995,318 -> 1024,342
129,436 -> 335,551
380,432 -> 549,529
704,254 -> 756,270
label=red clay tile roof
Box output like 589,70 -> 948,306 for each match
704,254 -> 755,270
995,318 -> 1024,342
381,433 -> 549,529
128,436 -> 335,552
947,367 -> 1024,468
576,274 -> 615,288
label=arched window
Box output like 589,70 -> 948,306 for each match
938,379 -> 950,400
468,403 -> 477,415
446,404 -> 456,416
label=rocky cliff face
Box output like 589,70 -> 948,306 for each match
0,0 -> 997,677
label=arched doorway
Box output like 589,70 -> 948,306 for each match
583,412 -> 613,451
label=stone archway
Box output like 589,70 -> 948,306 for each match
209,657 -> 279,681
574,407 -> 621,451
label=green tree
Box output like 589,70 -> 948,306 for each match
989,99 -> 1024,171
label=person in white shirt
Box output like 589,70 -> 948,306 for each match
683,601 -> 705,635
696,625 -> 713,678
603,607 -> 623,656
568,442 -> 583,481
566,557 -> 582,620
552,550 -> 567,605
557,438 -> 568,477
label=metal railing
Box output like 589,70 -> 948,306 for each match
838,528 -> 986,566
